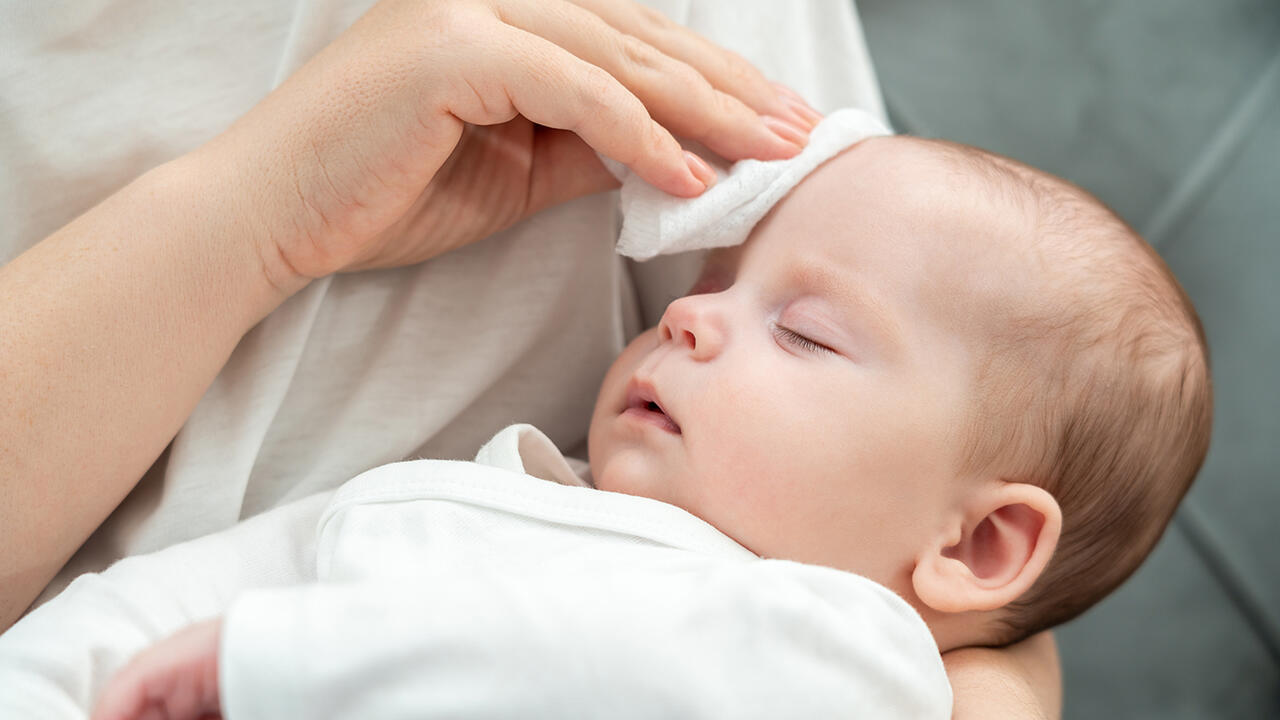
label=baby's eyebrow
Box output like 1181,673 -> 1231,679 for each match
789,262 -> 903,356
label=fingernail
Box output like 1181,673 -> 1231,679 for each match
684,151 -> 717,190
773,82 -> 820,113
762,115 -> 809,150
774,99 -> 816,132
782,94 -> 824,129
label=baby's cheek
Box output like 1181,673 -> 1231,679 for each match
688,419 -> 778,505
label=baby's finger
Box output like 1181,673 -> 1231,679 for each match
568,0 -> 822,128
452,23 -> 707,196
91,678 -> 144,720
92,620 -> 223,720
497,0 -> 805,162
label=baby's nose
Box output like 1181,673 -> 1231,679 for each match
658,295 -> 726,360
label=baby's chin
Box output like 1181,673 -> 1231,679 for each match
587,449 -> 668,502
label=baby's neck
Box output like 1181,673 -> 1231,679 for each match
918,604 -> 1005,653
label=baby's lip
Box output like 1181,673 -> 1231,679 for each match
624,377 -> 682,434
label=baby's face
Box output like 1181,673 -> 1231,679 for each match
588,137 -> 1038,588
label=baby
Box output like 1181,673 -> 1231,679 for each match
593,133 -> 1211,648
0,134 -> 1211,720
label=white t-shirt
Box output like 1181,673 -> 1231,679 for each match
0,0 -> 886,603
0,425 -> 949,719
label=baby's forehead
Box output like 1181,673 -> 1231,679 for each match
825,136 -> 1043,223
732,136 -> 1081,339
774,137 -> 1047,270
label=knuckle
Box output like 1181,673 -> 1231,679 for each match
668,67 -> 719,137
643,50 -> 710,102
580,64 -> 617,99
713,89 -> 751,127
575,65 -> 621,117
667,57 -> 708,92
619,35 -> 713,109
641,120 -> 673,162
695,91 -> 738,139
424,2 -> 490,44
619,34 -> 659,72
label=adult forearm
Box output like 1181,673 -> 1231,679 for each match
0,149 -> 305,631
945,632 -> 1062,720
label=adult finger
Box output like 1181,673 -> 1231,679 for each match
569,0 -> 824,128
496,0 -> 806,162
446,22 -> 712,196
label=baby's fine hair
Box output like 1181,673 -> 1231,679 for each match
925,139 -> 1214,645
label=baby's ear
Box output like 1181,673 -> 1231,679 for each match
911,483 -> 1061,614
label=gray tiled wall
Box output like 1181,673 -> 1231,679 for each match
857,1 -> 1280,717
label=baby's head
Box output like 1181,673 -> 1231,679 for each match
587,135 -> 1212,650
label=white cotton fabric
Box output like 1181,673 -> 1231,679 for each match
0,0 -> 888,609
606,108 -> 892,260
0,425 -> 951,719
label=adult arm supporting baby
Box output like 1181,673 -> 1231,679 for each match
218,563 -> 952,720
945,632 -> 1062,720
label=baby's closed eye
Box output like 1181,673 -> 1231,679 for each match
772,324 -> 835,354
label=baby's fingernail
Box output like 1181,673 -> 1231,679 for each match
762,115 -> 809,150
684,151 -> 717,189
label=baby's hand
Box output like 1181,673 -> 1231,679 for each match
92,618 -> 224,720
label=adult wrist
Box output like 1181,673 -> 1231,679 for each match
150,145 -> 313,322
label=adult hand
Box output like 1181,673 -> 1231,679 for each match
944,631 -> 1063,720
0,0 -> 821,632
91,619 -> 224,720
215,0 -> 822,292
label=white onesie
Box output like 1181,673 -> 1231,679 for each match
0,425 -> 951,719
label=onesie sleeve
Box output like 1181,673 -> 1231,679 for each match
0,492 -> 330,719
221,559 -> 952,720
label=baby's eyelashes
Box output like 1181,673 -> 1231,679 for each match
772,324 -> 834,354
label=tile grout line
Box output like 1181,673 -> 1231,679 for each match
1142,49 -> 1280,248
1174,500 -> 1280,666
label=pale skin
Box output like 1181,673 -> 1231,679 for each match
0,0 -> 1058,715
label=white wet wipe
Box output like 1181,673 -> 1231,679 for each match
603,108 -> 892,261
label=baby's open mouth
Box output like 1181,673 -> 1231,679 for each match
624,382 -> 682,435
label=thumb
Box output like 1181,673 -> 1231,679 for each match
526,127 -> 622,216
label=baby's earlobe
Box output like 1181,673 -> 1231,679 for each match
911,550 -> 982,614
911,484 -> 1062,615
